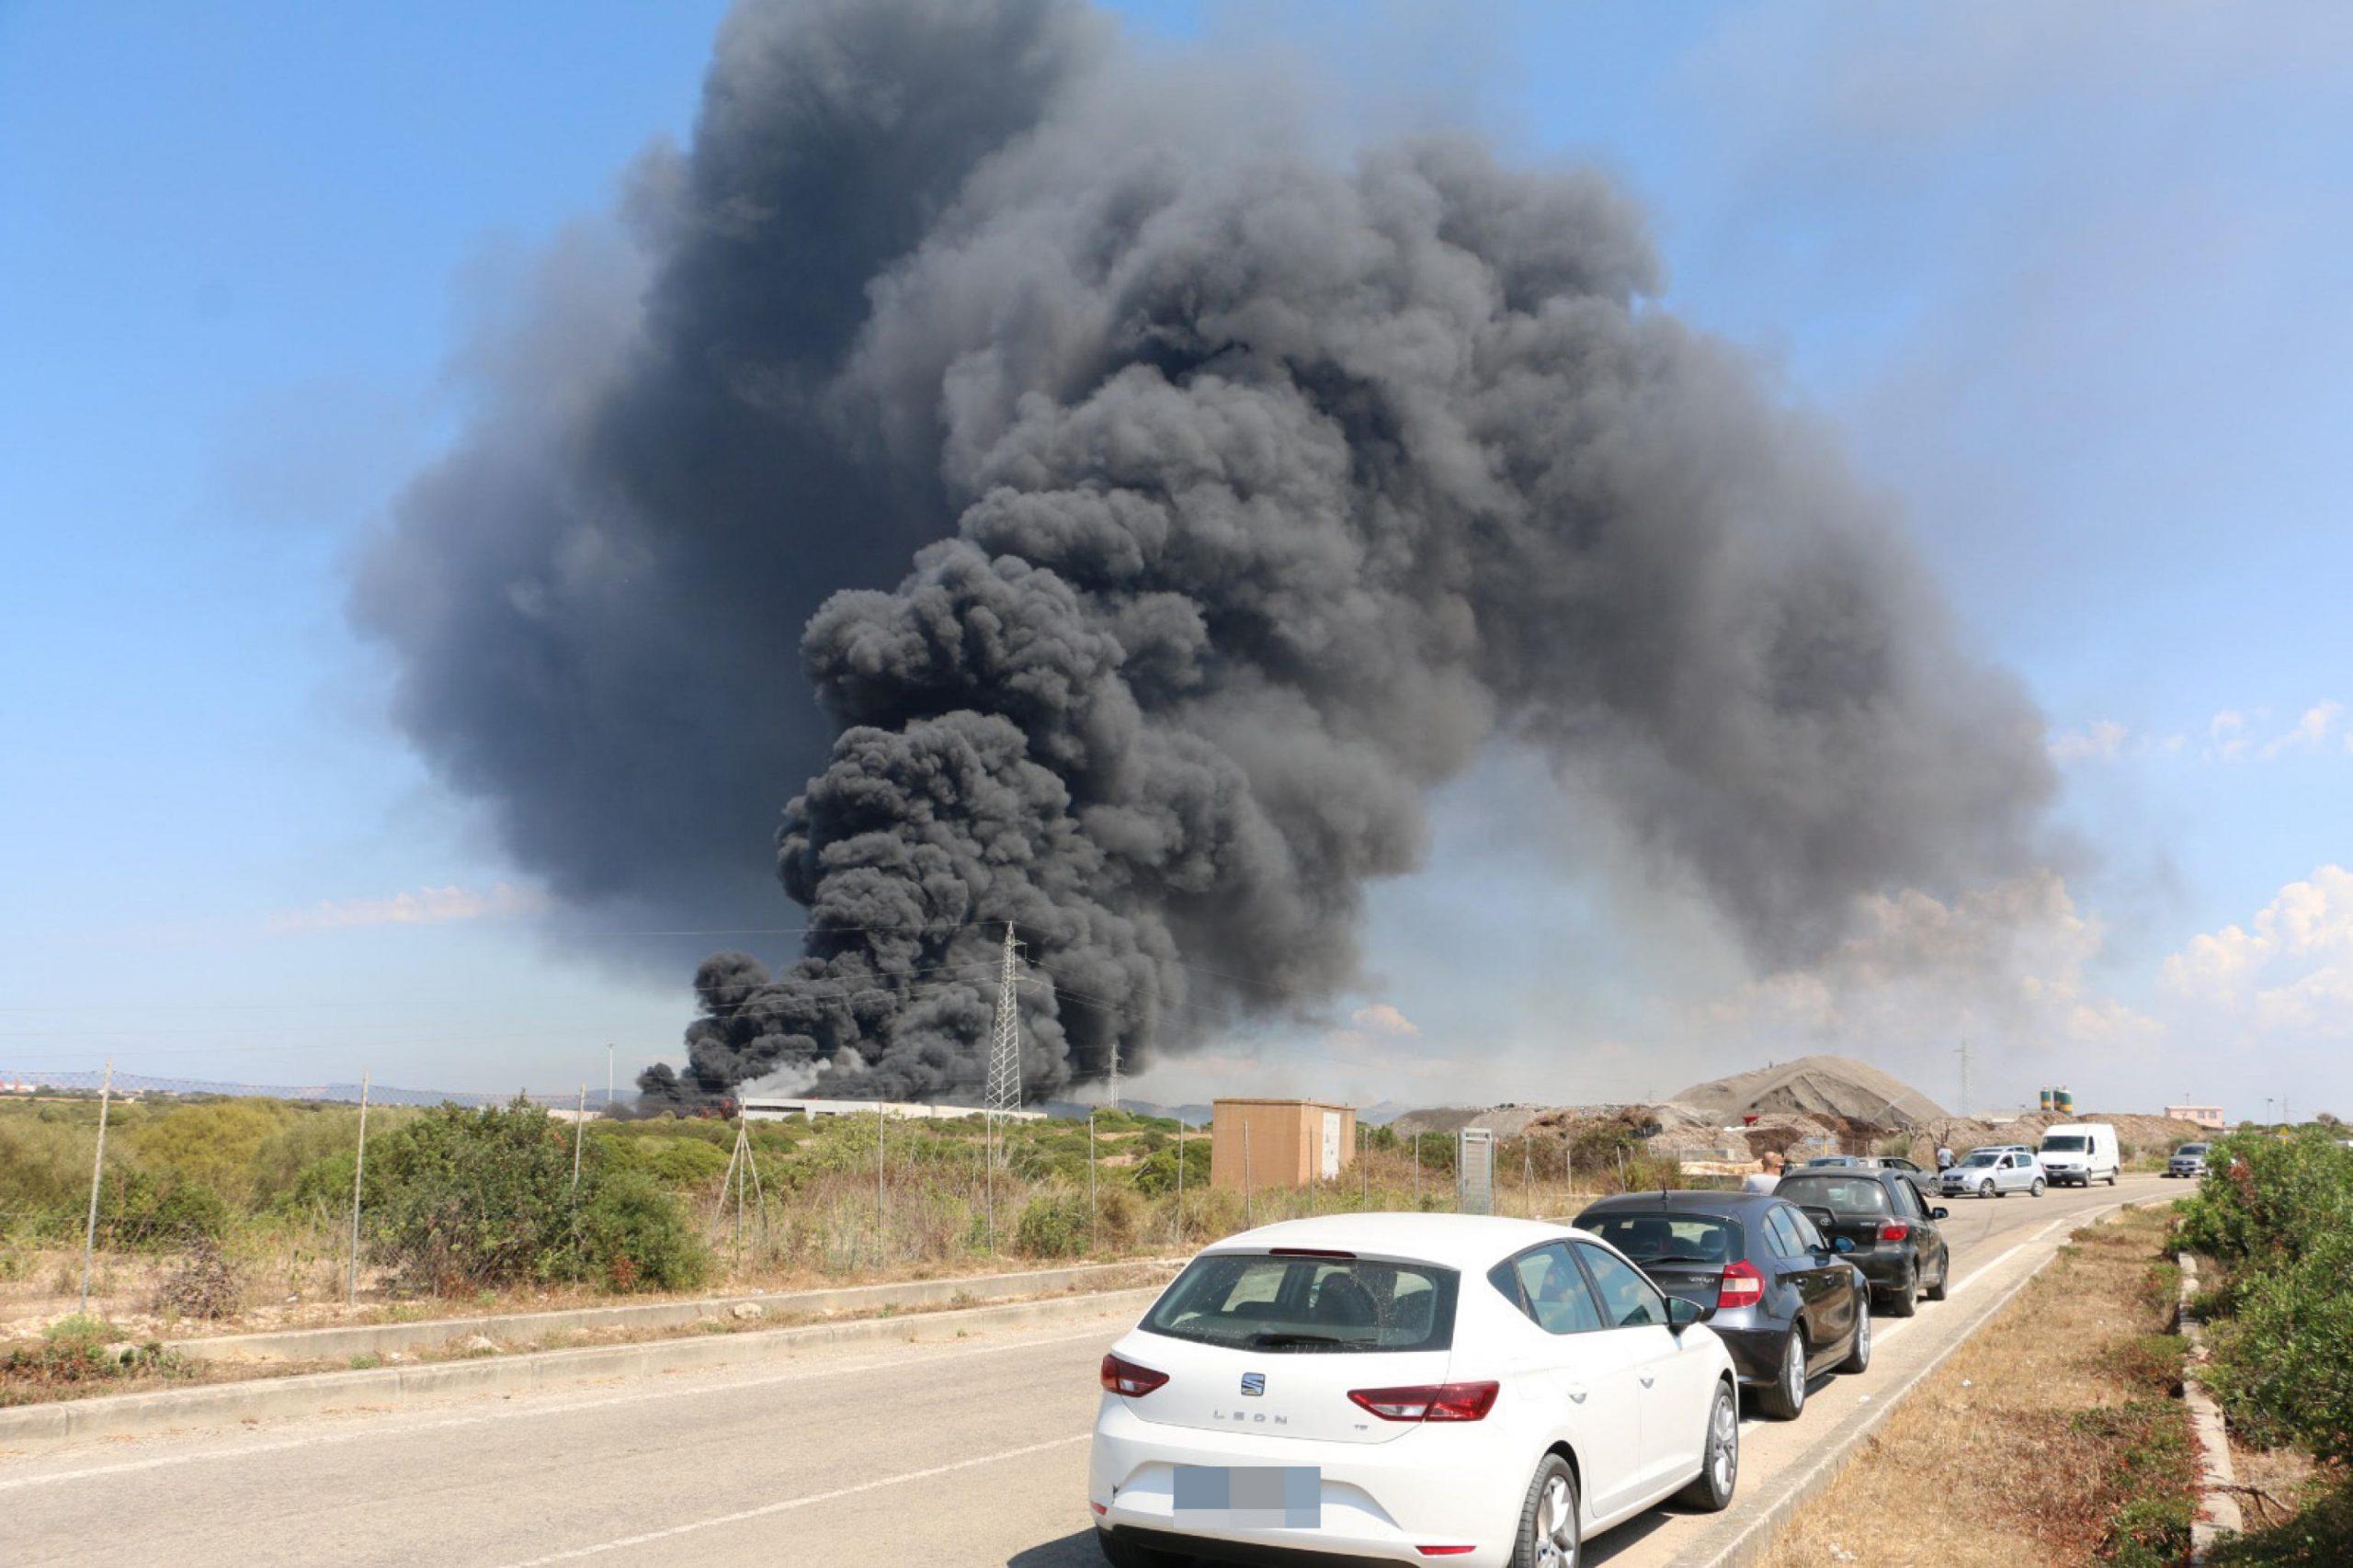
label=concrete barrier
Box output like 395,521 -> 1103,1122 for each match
165,1257 -> 1179,1365
0,1285 -> 1165,1455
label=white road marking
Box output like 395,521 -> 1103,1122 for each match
494,1434 -> 1093,1565
0,1324 -> 1120,1493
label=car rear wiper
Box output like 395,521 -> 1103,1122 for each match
1250,1331 -> 1353,1347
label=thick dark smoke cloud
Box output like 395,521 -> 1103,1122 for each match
358,0 -> 2053,1106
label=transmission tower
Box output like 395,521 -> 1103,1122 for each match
984,924 -> 1023,1138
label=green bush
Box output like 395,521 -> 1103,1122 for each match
577,1170 -> 709,1292
99,1169 -> 232,1249
611,1135 -> 732,1187
364,1103 -> 582,1292
1131,1138 -> 1210,1198
1015,1194 -> 1089,1258
2178,1130 -> 2353,1466
359,1102 -> 706,1296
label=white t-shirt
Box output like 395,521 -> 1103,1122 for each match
1740,1172 -> 1779,1195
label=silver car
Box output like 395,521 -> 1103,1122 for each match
1939,1148 -> 2045,1199
2166,1142 -> 2211,1178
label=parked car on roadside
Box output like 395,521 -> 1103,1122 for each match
1575,1190 -> 1871,1424
1771,1168 -> 1950,1317
1940,1147 -> 2046,1199
1089,1212 -> 1741,1568
2038,1122 -> 2120,1187
2165,1142 -> 2211,1178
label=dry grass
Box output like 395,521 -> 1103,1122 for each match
1764,1207 -> 2195,1568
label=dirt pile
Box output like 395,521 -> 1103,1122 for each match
1669,1054 -> 1949,1128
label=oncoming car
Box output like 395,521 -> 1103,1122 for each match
2165,1143 -> 2211,1179
1939,1148 -> 2045,1199
1089,1213 -> 1741,1567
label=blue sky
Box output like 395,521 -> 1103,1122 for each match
4,1 -> 2348,1117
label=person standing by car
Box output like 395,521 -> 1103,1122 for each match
1742,1151 -> 1785,1194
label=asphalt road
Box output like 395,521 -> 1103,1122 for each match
0,1176 -> 2171,1568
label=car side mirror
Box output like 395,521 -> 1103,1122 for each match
1831,1235 -> 1856,1255
1665,1295 -> 1713,1331
1931,1207 -> 1949,1221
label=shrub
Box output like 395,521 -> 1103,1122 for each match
577,1171 -> 709,1292
364,1102 -> 585,1292
1131,1138 -> 1210,1198
601,1135 -> 731,1187
1015,1194 -> 1089,1258
99,1169 -> 232,1250
153,1236 -> 244,1321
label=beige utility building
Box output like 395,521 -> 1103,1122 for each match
1210,1098 -> 1358,1191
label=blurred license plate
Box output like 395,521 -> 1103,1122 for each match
1173,1465 -> 1321,1528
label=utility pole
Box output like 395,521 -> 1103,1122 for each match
1107,1037 -> 1120,1114
348,1072 -> 370,1306
79,1060 -> 114,1314
1954,1040 -> 1971,1119
606,1044 -> 614,1113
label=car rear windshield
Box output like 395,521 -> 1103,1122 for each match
1580,1213 -> 1742,1267
2041,1135 -> 2088,1152
1774,1175 -> 1890,1213
1140,1253 -> 1458,1353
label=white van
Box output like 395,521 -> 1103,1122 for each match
2038,1123 -> 2120,1187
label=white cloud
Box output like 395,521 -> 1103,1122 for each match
1348,1002 -> 1420,1038
2258,699 -> 2345,758
2049,719 -> 2129,762
268,881 -> 550,934
1699,871 -> 2162,1098
2163,865 -> 2353,1009
2206,710 -> 2253,761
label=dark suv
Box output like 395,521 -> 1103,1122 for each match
1772,1167 -> 1949,1317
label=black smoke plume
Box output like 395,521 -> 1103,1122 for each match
358,0 -> 2053,1106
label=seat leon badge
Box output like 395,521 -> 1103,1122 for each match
1240,1372 -> 1266,1397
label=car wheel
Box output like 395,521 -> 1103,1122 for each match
1756,1327 -> 1809,1419
1839,1291 -> 1873,1371
1881,1263 -> 1917,1318
2108,1172 -> 2118,1187
1095,1527 -> 1188,1568
1507,1453 -> 1582,1568
1980,1180 -> 1996,1199
1676,1382 -> 1740,1512
2030,1178 -> 2045,1198
1924,1249 -> 1949,1301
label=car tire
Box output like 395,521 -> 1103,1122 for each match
1980,1180 -> 1996,1199
2030,1178 -> 2045,1198
1676,1382 -> 1741,1512
1881,1263 -> 1917,1318
1839,1291 -> 1872,1372
1924,1249 -> 1949,1301
2108,1172 -> 2118,1187
1507,1452 -> 1582,1568
1756,1327 -> 1809,1420
1095,1527 -> 1188,1568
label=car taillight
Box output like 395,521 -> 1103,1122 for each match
1877,1221 -> 1911,1243
1347,1381 -> 1499,1422
1100,1353 -> 1168,1398
1718,1259 -> 1765,1309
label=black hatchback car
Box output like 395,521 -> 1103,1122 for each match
1771,1167 -> 1950,1318
1575,1190 -> 1870,1421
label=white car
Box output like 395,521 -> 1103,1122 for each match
1088,1213 -> 1741,1567
1939,1148 -> 2045,1199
